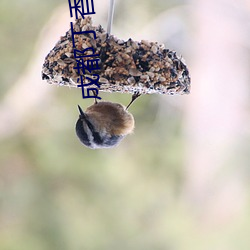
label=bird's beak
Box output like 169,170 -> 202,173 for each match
77,105 -> 86,119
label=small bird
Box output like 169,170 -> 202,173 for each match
75,93 -> 140,149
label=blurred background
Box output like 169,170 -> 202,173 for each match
1,0 -> 250,249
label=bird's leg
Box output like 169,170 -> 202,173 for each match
91,89 -> 98,104
126,91 -> 141,110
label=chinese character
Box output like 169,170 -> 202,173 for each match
68,0 -> 95,19
77,75 -> 101,100
73,46 -> 100,74
74,47 -> 99,59
74,58 -> 100,74
70,22 -> 96,48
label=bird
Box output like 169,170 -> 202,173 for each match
75,92 -> 140,149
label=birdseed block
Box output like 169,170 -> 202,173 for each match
42,16 -> 190,95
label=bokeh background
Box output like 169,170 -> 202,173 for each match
1,0 -> 250,249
